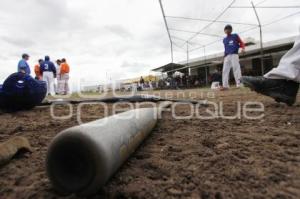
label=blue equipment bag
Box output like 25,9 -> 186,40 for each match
0,72 -> 47,111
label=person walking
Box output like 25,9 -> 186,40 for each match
18,53 -> 31,75
221,24 -> 245,90
59,58 -> 70,95
40,56 -> 56,96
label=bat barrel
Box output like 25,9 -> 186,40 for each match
46,107 -> 159,196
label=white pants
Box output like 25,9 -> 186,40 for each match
55,74 -> 60,94
222,54 -> 242,88
264,36 -> 300,83
58,73 -> 69,94
43,71 -> 55,95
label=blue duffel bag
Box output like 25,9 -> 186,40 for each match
0,72 -> 47,111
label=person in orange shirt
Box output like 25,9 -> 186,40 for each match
58,58 -> 70,95
34,59 -> 43,80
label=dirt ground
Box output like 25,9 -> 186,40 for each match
0,88 -> 299,199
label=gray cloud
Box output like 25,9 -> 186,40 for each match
1,36 -> 35,48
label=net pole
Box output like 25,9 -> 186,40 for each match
159,0 -> 174,63
187,41 -> 191,75
204,47 -> 208,86
251,1 -> 265,75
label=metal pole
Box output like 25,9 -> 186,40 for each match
251,1 -> 264,75
204,47 -> 208,86
159,0 -> 173,63
203,46 -> 206,64
187,41 -> 191,76
205,66 -> 208,86
186,41 -> 189,66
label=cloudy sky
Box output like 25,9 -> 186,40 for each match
0,0 -> 299,88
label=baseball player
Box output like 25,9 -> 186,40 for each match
221,24 -> 245,90
40,56 -> 57,96
17,54 -> 31,75
59,58 -> 70,95
55,59 -> 62,94
34,59 -> 43,80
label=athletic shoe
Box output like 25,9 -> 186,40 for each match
241,76 -> 299,106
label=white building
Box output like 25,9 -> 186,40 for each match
152,36 -> 296,86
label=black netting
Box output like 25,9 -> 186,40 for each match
160,0 -> 300,62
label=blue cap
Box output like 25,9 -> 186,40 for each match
22,53 -> 29,59
224,24 -> 233,30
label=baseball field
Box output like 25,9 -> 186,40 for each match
0,88 -> 299,199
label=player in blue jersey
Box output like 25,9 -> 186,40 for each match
221,24 -> 245,90
17,54 -> 31,75
40,56 -> 57,96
